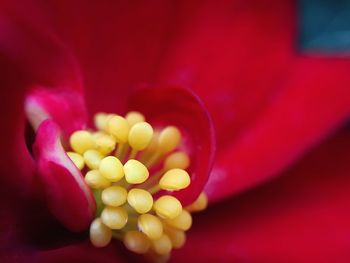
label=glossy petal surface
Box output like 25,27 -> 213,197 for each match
206,57 -> 350,202
172,127 -> 350,262
25,87 -> 88,138
128,86 -> 215,205
33,120 -> 95,232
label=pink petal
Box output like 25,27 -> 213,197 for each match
206,57 -> 350,202
25,87 -> 88,138
127,86 -> 215,205
1,241 -> 126,263
172,127 -> 350,262
0,0 -> 83,190
156,0 -> 295,148
0,1 -> 82,88
33,120 -> 95,232
39,1 -> 185,116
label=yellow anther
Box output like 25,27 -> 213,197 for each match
164,151 -> 190,170
159,169 -> 191,191
92,131 -> 105,139
124,160 -> 149,184
164,227 -> 186,249
83,149 -> 103,170
90,218 -> 112,247
123,230 -> 150,254
158,126 -> 181,153
99,156 -> 124,182
107,115 -> 130,143
186,192 -> 208,212
151,234 -> 172,255
145,131 -> 159,152
77,112 -> 199,255
125,111 -> 145,126
66,152 -> 84,170
94,112 -> 111,131
128,122 -> 154,151
69,130 -> 95,154
163,210 -> 192,231
138,214 -> 163,240
101,206 -> 128,230
95,134 -> 116,155
101,186 -> 127,207
85,170 -> 111,189
127,188 -> 153,214
153,195 -> 182,219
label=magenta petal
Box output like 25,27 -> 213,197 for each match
128,86 -> 215,205
33,120 -> 95,232
25,87 -> 88,138
0,4 -> 82,88
172,128 -> 350,262
206,58 -> 350,203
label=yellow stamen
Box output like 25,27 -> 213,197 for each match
124,159 -> 149,184
145,131 -> 159,153
94,113 -> 116,131
164,226 -> 186,249
85,170 -> 111,189
158,126 -> 181,154
83,149 -> 103,170
115,143 -> 127,159
151,234 -> 172,255
128,122 -> 154,151
101,206 -> 128,230
143,126 -> 182,168
123,230 -> 150,254
69,130 -> 95,154
66,111 -> 208,257
153,195 -> 182,219
90,218 -> 112,247
125,111 -> 145,126
138,214 -> 163,240
139,152 -> 191,190
95,134 -> 116,155
186,192 -> 208,212
99,156 -> 124,182
66,152 -> 84,170
163,210 -> 192,231
127,188 -> 153,214
101,186 -> 127,207
107,115 -> 130,143
159,168 -> 191,191
164,151 -> 190,170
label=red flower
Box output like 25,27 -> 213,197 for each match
1,1 -> 350,262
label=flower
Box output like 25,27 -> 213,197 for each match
0,1 -> 215,261
24,84 -> 214,257
1,1 -> 350,263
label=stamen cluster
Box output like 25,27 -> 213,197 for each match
66,111 -> 207,257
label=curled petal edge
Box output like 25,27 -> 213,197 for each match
25,87 -> 88,139
33,120 -> 95,232
127,86 -> 216,206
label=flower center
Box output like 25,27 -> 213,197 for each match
65,111 -> 208,257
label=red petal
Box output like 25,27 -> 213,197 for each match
1,241 -> 126,263
156,0 -> 295,147
0,2 -> 83,188
172,128 -> 350,262
206,58 -> 350,202
0,2 -> 82,88
39,1 -> 185,116
33,120 -> 95,232
25,87 -> 88,138
127,86 -> 215,205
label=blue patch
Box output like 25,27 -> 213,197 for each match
299,0 -> 350,54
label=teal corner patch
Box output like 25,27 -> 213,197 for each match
299,0 -> 350,54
